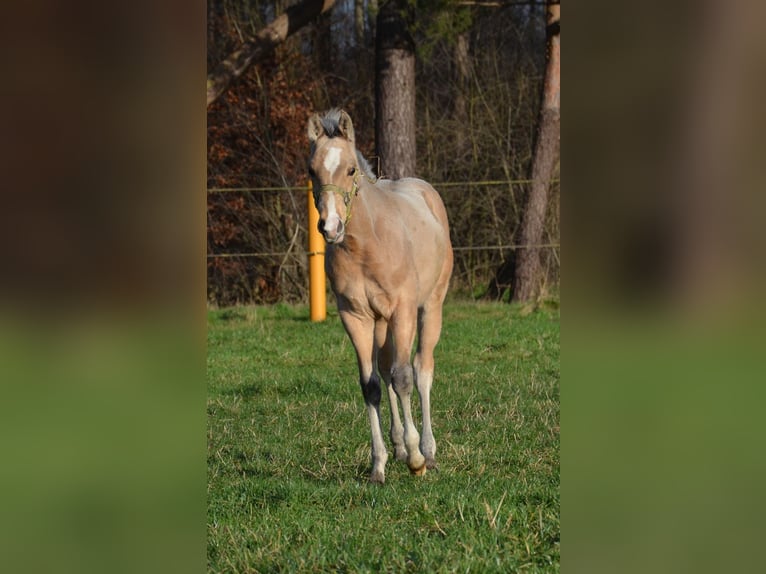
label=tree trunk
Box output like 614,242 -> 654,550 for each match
355,0 -> 365,48
313,8 -> 333,74
511,1 -> 560,303
375,0 -> 416,179
367,0 -> 379,47
453,32 -> 471,155
206,0 -> 336,107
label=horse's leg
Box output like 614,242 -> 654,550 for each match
390,307 -> 426,475
340,310 -> 388,484
375,319 -> 406,462
414,302 -> 445,470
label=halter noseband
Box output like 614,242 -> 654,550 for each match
319,170 -> 361,227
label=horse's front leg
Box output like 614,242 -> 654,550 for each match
340,310 -> 389,484
374,319 -> 407,462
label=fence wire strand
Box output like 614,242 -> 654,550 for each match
207,179 -> 559,194
207,244 -> 559,259
207,180 -> 560,259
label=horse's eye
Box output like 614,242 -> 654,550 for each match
308,167 -> 316,178
348,167 -> 356,176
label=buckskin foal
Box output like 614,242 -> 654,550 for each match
307,109 -> 453,484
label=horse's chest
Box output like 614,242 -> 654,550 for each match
326,249 -> 395,317
326,250 -> 359,291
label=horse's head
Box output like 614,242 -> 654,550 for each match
307,109 -> 361,244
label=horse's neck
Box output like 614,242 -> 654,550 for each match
343,180 -> 380,250
354,178 -> 377,219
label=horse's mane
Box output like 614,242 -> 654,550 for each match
355,152 -> 377,182
317,109 -> 378,182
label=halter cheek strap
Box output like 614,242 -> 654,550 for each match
319,171 -> 361,226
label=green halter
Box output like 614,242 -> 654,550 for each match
319,171 -> 361,227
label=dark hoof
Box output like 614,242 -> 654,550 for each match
425,458 -> 438,470
409,464 -> 427,476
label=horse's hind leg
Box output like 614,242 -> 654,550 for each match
414,292 -> 448,470
375,319 -> 406,462
390,308 -> 426,475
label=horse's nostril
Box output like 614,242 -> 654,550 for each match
319,215 -> 344,241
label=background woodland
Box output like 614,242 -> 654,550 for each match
207,0 -> 560,306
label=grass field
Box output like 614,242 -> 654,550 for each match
207,301 -> 559,573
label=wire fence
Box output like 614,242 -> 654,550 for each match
206,243 -> 560,259
206,179 -> 559,303
206,179 -> 560,258
207,179 -> 548,194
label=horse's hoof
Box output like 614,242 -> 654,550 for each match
394,447 -> 408,462
409,464 -> 427,476
369,471 -> 385,484
425,458 -> 438,470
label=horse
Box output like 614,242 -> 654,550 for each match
307,109 -> 453,484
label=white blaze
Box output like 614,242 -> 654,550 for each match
323,146 -> 341,176
324,193 -> 341,236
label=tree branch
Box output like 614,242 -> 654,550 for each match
207,0 -> 336,107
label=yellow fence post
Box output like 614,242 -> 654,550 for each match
307,180 -> 326,321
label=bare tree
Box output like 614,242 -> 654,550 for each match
206,0 -> 336,106
512,0 -> 560,302
453,31 -> 471,155
355,0 -> 365,48
206,2 -> 559,305
375,0 -> 416,179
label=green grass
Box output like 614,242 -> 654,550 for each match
207,301 -> 559,573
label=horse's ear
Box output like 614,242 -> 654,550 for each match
338,110 -> 355,143
307,114 -> 324,143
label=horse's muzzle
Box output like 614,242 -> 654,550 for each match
319,218 -> 345,244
